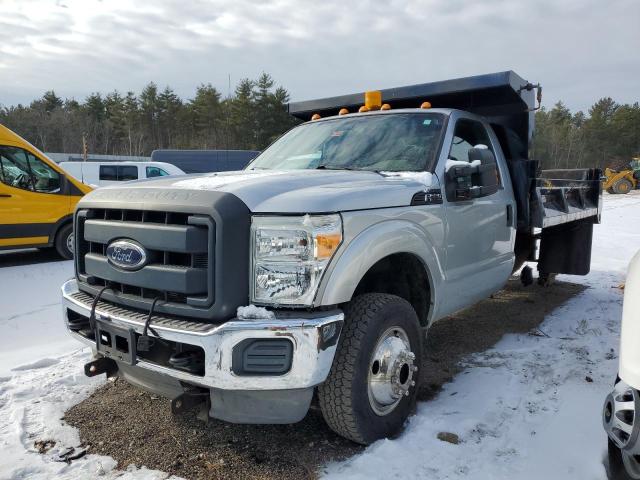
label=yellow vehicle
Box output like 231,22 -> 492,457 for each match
603,162 -> 639,195
0,124 -> 92,258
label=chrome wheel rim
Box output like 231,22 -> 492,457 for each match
367,326 -> 417,416
604,382 -> 640,478
66,232 -> 74,254
604,385 -> 639,449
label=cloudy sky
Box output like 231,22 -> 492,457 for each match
1,0 -> 638,112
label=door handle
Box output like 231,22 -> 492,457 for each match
506,204 -> 514,227
0,194 -> 11,198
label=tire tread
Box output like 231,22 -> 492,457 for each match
319,293 -> 406,444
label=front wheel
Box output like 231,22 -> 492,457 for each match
612,178 -> 633,195
319,293 -> 422,444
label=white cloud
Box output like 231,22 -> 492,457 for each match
0,0 -> 638,111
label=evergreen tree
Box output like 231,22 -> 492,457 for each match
2,75 -> 634,169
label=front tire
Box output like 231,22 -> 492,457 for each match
319,293 -> 422,445
612,178 -> 633,195
54,223 -> 74,260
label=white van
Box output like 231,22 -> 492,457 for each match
59,161 -> 185,187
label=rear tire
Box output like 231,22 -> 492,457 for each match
608,439 -> 640,480
319,293 -> 422,445
612,178 -> 633,195
54,223 -> 74,260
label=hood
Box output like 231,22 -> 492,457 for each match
87,169 -> 437,213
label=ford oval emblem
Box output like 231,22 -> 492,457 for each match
106,239 -> 147,271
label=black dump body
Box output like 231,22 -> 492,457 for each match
151,149 -> 260,174
289,71 -> 602,276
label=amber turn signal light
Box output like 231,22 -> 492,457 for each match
316,232 -> 342,259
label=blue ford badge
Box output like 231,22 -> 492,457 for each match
106,239 -> 147,270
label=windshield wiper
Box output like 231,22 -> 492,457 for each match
316,164 -> 354,171
316,165 -> 389,177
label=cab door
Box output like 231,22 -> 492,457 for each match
0,145 -> 69,247
436,115 -> 516,315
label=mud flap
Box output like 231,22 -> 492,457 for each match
538,219 -> 593,275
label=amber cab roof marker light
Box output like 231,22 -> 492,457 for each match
380,103 -> 391,110
338,108 -> 349,115
358,105 -> 370,113
364,90 -> 382,111
311,113 -> 321,120
420,101 -> 432,109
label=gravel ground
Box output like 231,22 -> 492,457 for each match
64,278 -> 585,479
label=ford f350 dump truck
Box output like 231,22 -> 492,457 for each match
61,71 -> 602,444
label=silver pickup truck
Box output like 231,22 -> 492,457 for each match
61,71 -> 602,444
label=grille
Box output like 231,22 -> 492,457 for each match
76,208 -> 214,314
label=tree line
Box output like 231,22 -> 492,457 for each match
0,73 -> 297,156
1,75 -> 638,171
532,98 -> 640,171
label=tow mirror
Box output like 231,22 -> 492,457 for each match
447,148 -> 499,200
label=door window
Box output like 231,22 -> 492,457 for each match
99,165 -> 117,181
449,119 -> 493,162
0,146 -> 61,193
99,165 -> 139,181
119,166 -> 138,181
146,166 -> 169,178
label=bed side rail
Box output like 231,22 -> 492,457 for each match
530,168 -> 602,229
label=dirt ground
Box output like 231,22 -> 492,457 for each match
64,278 -> 586,479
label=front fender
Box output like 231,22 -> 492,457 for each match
315,217 -> 445,322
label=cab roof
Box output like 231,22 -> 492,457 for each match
288,71 -> 538,150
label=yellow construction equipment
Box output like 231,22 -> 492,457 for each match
603,158 -> 640,194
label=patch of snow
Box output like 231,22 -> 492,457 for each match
172,171 -> 282,190
445,158 -> 481,172
380,171 -> 434,187
11,358 -> 60,371
237,304 -> 276,320
0,260 -> 79,376
0,259 -> 184,479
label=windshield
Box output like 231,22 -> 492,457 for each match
247,113 -> 445,172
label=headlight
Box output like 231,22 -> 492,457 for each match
251,214 -> 342,305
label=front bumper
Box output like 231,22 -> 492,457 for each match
62,279 -> 343,421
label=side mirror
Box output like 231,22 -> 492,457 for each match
446,148 -> 499,200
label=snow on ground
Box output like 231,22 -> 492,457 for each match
0,259 -> 79,376
0,257 -> 180,479
0,192 -> 638,479
325,191 -> 640,479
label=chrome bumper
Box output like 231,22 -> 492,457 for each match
61,279 -> 343,391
